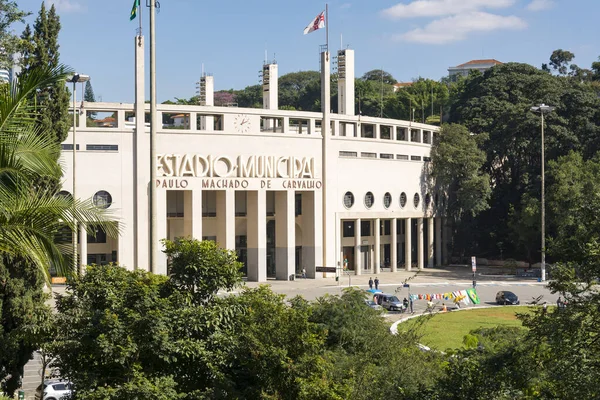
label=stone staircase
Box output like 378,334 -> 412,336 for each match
19,352 -> 43,399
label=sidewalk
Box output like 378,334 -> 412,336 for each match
243,265 -> 543,291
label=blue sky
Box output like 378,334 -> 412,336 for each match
13,0 -> 600,103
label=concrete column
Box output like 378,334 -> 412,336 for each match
355,218 -> 361,275
247,190 -> 266,282
417,218 -> 424,271
183,190 -> 193,237
435,217 -> 442,266
216,190 -> 235,250
442,217 -> 450,265
391,218 -> 397,272
156,189 -> 168,274
192,190 -> 203,240
301,192 -> 320,279
374,218 -> 380,274
404,218 -> 411,271
79,224 -> 87,269
275,191 -> 295,280
428,217 -> 434,268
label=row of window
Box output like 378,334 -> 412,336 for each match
61,144 -> 118,151
339,151 -> 431,162
58,190 -> 113,209
343,191 -> 432,210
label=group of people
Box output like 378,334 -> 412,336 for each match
557,296 -> 568,309
368,277 -> 380,290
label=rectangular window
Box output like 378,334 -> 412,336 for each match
380,125 -> 392,140
260,116 -> 284,133
202,191 -> 217,217
361,123 -> 375,138
295,193 -> 302,216
396,127 -> 408,141
411,129 -> 421,142
235,235 -> 247,248
87,225 -> 107,244
343,221 -> 355,237
235,191 -> 247,217
61,144 -> 80,150
196,114 -> 224,131
361,152 -> 377,158
86,110 -> 118,128
361,220 -> 371,237
382,220 -> 391,235
423,131 -> 432,144
266,191 -> 275,216
339,151 -> 358,157
380,153 -> 394,159
86,144 -> 118,151
289,118 -> 310,134
397,154 -> 409,160
163,112 -> 191,130
423,156 -> 431,162
167,191 -> 185,217
411,155 -> 422,161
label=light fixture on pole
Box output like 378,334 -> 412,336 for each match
530,103 -> 555,282
66,73 -> 90,276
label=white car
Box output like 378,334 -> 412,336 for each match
34,380 -> 72,400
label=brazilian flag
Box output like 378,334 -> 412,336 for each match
466,288 -> 480,304
130,0 -> 140,21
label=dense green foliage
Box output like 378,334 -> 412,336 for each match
19,3 -> 71,146
0,0 -> 28,69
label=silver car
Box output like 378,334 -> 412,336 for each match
35,380 -> 72,400
374,293 -> 404,311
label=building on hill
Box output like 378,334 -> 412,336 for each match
60,47 -> 448,282
393,82 -> 413,92
448,59 -> 503,79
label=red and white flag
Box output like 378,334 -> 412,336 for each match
303,11 -> 325,35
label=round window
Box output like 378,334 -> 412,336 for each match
413,193 -> 420,208
57,190 -> 72,200
93,190 -> 113,209
383,192 -> 392,209
343,192 -> 354,208
364,192 -> 374,209
425,193 -> 432,207
400,192 -> 407,208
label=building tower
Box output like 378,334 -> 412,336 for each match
262,62 -> 278,110
197,73 -> 214,130
337,49 -> 355,116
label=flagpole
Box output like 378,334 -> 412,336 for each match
149,0 -> 158,273
325,3 -> 329,51
138,0 -> 142,34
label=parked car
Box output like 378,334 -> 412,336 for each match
373,293 -> 404,311
35,380 -> 72,400
496,291 -> 520,305
364,299 -> 383,310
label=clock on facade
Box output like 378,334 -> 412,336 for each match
233,114 -> 251,133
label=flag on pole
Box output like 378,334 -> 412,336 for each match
130,0 -> 140,21
303,11 -> 325,35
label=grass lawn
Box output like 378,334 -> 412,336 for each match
399,306 -> 536,350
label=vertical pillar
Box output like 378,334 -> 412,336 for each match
428,217 -> 434,268
374,218 -> 380,274
216,190 -> 235,250
391,218 -> 397,272
302,192 -> 320,279
275,191 -> 295,280
417,218 -> 424,271
79,224 -> 88,269
404,218 -> 412,271
247,191 -> 266,282
155,189 -> 168,274
435,217 -> 442,266
442,217 -> 449,265
192,190 -> 203,240
355,218 -> 361,275
183,190 -> 193,237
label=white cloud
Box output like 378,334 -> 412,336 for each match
526,0 -> 555,11
395,11 -> 526,44
45,0 -> 84,13
382,0 -> 515,19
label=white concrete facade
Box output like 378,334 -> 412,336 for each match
60,47 -> 444,282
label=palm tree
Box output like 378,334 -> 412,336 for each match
0,65 -> 118,279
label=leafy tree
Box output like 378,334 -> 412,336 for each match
235,84 -> 262,108
0,255 -> 53,397
430,124 -> 490,256
544,49 -> 575,75
0,0 -> 29,69
19,3 -> 71,145
546,151 -> 600,264
361,69 -> 397,85
279,70 -> 322,111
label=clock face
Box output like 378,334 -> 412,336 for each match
233,114 -> 251,133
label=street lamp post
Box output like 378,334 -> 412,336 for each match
67,73 -> 90,276
530,104 -> 555,282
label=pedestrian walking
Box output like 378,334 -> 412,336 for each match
374,277 -> 380,290
557,296 -> 562,308
368,277 -> 373,290
409,296 -> 414,314
301,268 -> 306,279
